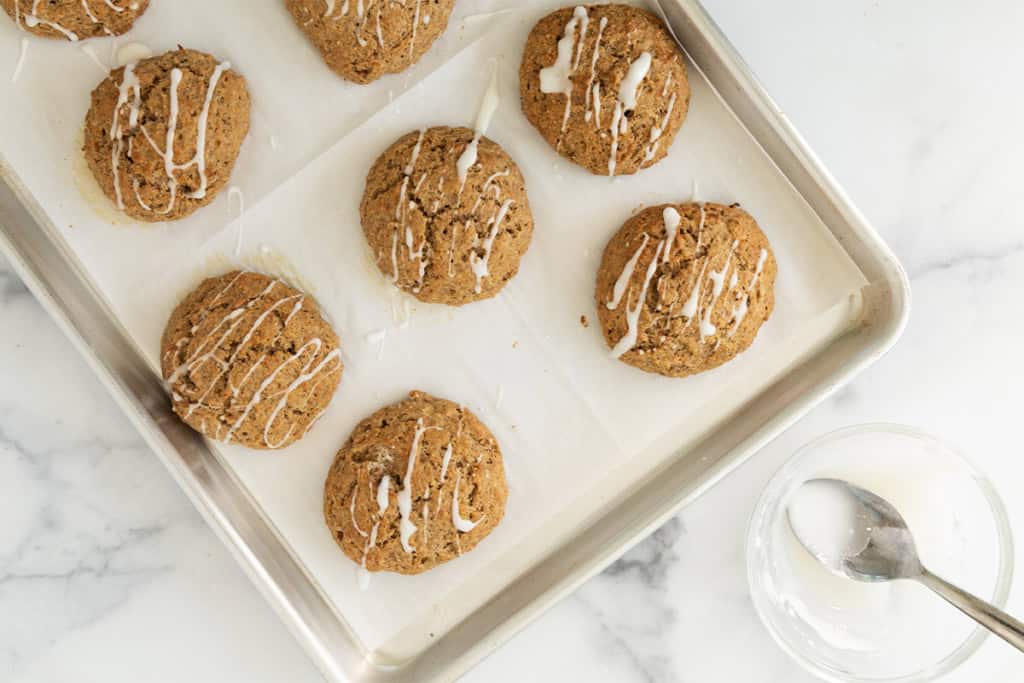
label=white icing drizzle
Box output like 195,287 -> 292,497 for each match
349,489 -> 368,538
440,443 -> 453,483
679,204 -> 707,320
618,52 -> 651,110
699,240 -> 738,340
728,248 -> 768,335
187,61 -> 231,199
408,0 -> 421,59
80,44 -> 108,74
109,62 -> 141,210
470,168 -> 509,214
452,474 -> 483,533
469,199 -> 514,293
539,6 -> 589,142
18,0 -> 80,41
457,63 -> 500,199
608,104 -> 623,176
165,274 -> 342,448
337,0 -> 419,52
11,37 -> 29,84
606,233 -> 649,310
396,418 -> 427,553
438,412 -> 461,491
122,60 -> 232,215
583,17 -> 607,124
643,92 -> 677,162
376,474 -> 391,510
607,52 -> 652,176
357,475 -> 391,591
389,129 -> 426,286
661,207 -> 681,262
79,0 -> 101,27
610,240 -> 664,358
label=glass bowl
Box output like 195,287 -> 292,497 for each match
747,424 -> 1013,682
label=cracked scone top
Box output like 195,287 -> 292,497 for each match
284,0 -> 457,84
2,0 -> 149,40
520,4 -> 690,176
82,47 -> 250,222
161,271 -> 344,450
361,126 -> 534,306
324,391 -> 507,578
596,202 -> 776,377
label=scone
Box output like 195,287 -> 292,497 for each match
82,47 -> 250,222
520,4 -> 690,176
324,391 -> 507,576
595,202 -> 776,376
2,0 -> 148,40
284,0 -> 457,84
161,271 -> 344,449
360,126 -> 534,306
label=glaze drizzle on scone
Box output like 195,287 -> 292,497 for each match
596,201 -> 776,377
161,271 -> 343,449
83,48 -> 251,222
285,0 -> 456,84
361,124 -> 534,306
5,0 -> 148,41
324,391 -> 507,585
521,4 -> 690,177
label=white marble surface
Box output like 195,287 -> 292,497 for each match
3,0 -> 1024,680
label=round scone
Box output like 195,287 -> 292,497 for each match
324,391 -> 507,576
82,47 -> 250,222
520,4 -> 690,177
361,126 -> 534,306
596,202 -> 776,377
161,271 -> 344,449
284,0 -> 456,84
2,0 -> 148,40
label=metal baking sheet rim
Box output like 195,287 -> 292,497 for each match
0,0 -> 911,681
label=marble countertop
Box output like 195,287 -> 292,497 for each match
4,0 -> 1024,680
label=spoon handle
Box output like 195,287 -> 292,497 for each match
917,569 -> 1024,652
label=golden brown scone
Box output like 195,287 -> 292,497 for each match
161,271 -> 344,450
595,202 -> 776,377
2,0 -> 148,40
361,126 -> 534,306
284,0 -> 457,84
520,4 -> 690,176
324,391 -> 507,576
82,47 -> 250,222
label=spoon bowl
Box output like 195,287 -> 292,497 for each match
788,478 -> 923,582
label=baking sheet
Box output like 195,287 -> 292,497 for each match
0,0 -> 868,660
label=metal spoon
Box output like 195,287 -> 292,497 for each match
788,478 -> 1024,652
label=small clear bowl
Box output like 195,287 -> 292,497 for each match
747,424 -> 1013,682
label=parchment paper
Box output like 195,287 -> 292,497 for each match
0,1 -> 868,658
